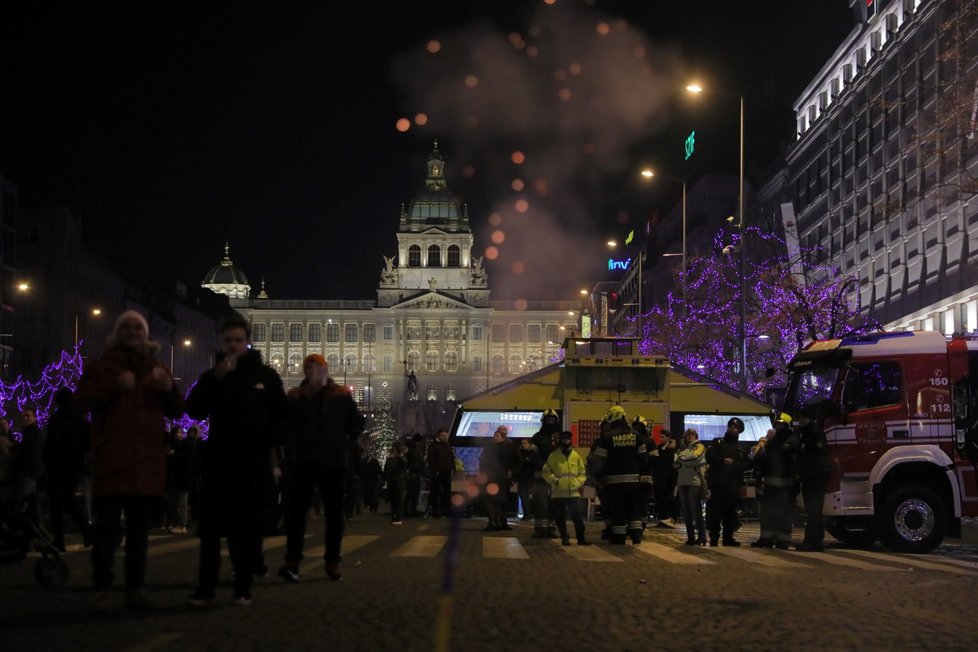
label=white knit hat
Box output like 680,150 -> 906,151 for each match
114,310 -> 150,336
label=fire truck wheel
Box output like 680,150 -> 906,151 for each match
879,484 -> 946,554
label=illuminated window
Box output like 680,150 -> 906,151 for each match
406,350 -> 420,372
289,324 -> 303,342
271,324 -> 285,342
408,245 -> 421,267
508,354 -> 522,374
545,324 -> 559,342
527,325 -> 541,343
509,324 -> 522,343
472,356 -> 483,372
345,323 -> 358,343
492,325 -> 505,343
252,323 -> 267,342
426,351 -> 439,372
288,353 -> 302,374
308,323 -> 321,342
326,323 -> 339,342
364,323 -> 376,342
428,245 -> 441,267
445,351 -> 458,372
327,353 -> 340,370
363,353 -> 376,373
447,245 -> 460,267
491,355 -> 504,375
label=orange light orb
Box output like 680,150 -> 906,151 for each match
569,62 -> 582,75
511,151 -> 526,165
511,179 -> 525,192
464,75 -> 479,88
426,40 -> 442,54
511,261 -> 526,275
514,199 -> 529,213
414,113 -> 429,125
485,246 -> 500,260
558,88 -> 572,101
488,213 -> 502,226
514,298 -> 529,310
491,230 -> 506,244
395,118 -> 411,132
596,22 -> 610,35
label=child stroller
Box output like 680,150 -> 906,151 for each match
0,497 -> 70,587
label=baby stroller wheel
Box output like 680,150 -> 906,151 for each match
34,555 -> 69,587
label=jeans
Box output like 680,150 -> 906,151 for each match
167,489 -> 189,528
553,497 -> 586,542
284,466 -> 345,565
678,485 -> 705,542
706,490 -> 740,542
92,495 -> 154,590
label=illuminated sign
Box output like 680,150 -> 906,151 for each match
685,131 -> 695,160
624,230 -> 634,245
581,314 -> 591,338
608,258 -> 632,271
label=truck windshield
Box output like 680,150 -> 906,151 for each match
783,367 -> 840,414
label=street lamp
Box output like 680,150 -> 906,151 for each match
687,82 -> 747,390
640,168 -> 687,311
74,307 -> 103,348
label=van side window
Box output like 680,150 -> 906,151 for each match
843,361 -> 903,411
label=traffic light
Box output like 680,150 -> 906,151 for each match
608,290 -> 621,312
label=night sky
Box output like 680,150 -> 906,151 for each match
0,1 -> 854,302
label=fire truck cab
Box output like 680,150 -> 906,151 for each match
782,330 -> 978,553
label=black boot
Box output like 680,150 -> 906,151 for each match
561,535 -> 571,546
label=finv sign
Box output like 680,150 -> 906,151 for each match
608,258 -> 632,271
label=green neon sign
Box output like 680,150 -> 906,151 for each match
685,131 -> 695,160
624,230 -> 634,245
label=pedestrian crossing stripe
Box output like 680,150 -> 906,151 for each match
392,535 -> 447,557
549,539 -> 622,562
631,541 -> 714,565
919,554 -> 978,571
707,545 -> 808,568
483,537 -> 529,559
780,550 -> 907,572
837,549 -> 978,577
300,535 -> 380,574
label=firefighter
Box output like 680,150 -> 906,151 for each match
530,409 -> 560,539
705,417 -> 749,546
589,406 -> 646,545
751,413 -> 799,550
632,415 -> 656,530
796,406 -> 830,552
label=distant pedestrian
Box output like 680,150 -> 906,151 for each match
384,443 -> 407,524
654,429 -> 679,527
479,426 -> 519,531
185,313 -> 288,606
0,417 -> 15,501
674,429 -> 707,545
14,407 -> 45,525
516,438 -> 535,521
631,416 -> 655,530
74,310 -> 184,611
165,426 -> 191,534
542,431 -> 590,546
427,429 -> 455,518
405,433 -> 426,518
278,353 -> 364,584
361,452 -> 382,514
44,388 -> 92,551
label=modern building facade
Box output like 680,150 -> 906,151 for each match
0,174 -> 18,379
223,145 -> 579,434
767,0 -> 978,334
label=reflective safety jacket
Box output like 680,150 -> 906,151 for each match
589,421 -> 646,486
542,448 -> 587,498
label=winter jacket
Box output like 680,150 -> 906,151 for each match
797,422 -> 831,488
542,447 -> 587,498
285,377 -> 365,471
705,438 -> 749,492
529,427 -> 559,477
589,420 -> 646,486
427,439 -> 455,474
185,349 -> 288,536
674,441 -> 707,487
74,344 -> 184,498
479,439 -> 520,485
753,429 -> 800,491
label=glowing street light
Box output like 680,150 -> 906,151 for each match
687,81 -> 747,390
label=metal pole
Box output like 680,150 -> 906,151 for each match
738,94 -> 747,392
681,180 -> 687,314
74,314 -> 79,348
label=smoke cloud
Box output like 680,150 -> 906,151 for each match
390,2 -> 684,301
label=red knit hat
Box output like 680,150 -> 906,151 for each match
304,353 -> 328,369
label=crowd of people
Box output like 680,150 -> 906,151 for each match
0,307 -> 831,611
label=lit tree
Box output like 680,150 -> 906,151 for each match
366,392 -> 398,464
3,344 -> 85,437
638,227 -> 879,395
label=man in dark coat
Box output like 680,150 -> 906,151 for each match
479,426 -> 520,531
185,313 -> 288,606
529,409 -> 561,538
427,428 -> 455,518
751,414 -> 799,549
405,433 -> 426,518
15,406 -> 46,527
796,407 -> 831,551
44,388 -> 92,551
705,417 -> 749,546
278,353 -> 364,583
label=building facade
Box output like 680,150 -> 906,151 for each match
770,0 -> 978,334
0,174 -> 18,379
225,145 -> 578,434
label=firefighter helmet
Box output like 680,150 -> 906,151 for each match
542,408 -> 558,421
773,412 -> 792,426
604,405 -> 627,423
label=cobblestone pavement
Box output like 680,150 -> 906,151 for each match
2,514 -> 977,652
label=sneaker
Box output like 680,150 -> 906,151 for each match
774,541 -> 791,550
187,590 -> 215,607
657,518 -> 676,529
561,536 -> 571,546
392,519 -> 403,525
325,562 -> 343,581
278,565 -> 300,583
230,593 -> 252,606
722,539 -> 741,547
125,589 -> 155,610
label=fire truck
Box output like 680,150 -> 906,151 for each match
781,330 -> 978,553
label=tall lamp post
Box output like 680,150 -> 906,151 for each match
640,169 -> 687,312
74,307 -> 103,348
687,83 -> 747,390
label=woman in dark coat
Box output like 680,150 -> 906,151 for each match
184,314 -> 288,605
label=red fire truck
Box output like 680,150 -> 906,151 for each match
781,330 -> 978,553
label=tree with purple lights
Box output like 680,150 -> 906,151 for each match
637,227 -> 879,396
2,344 -> 85,434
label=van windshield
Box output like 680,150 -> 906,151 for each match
783,366 -> 840,414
